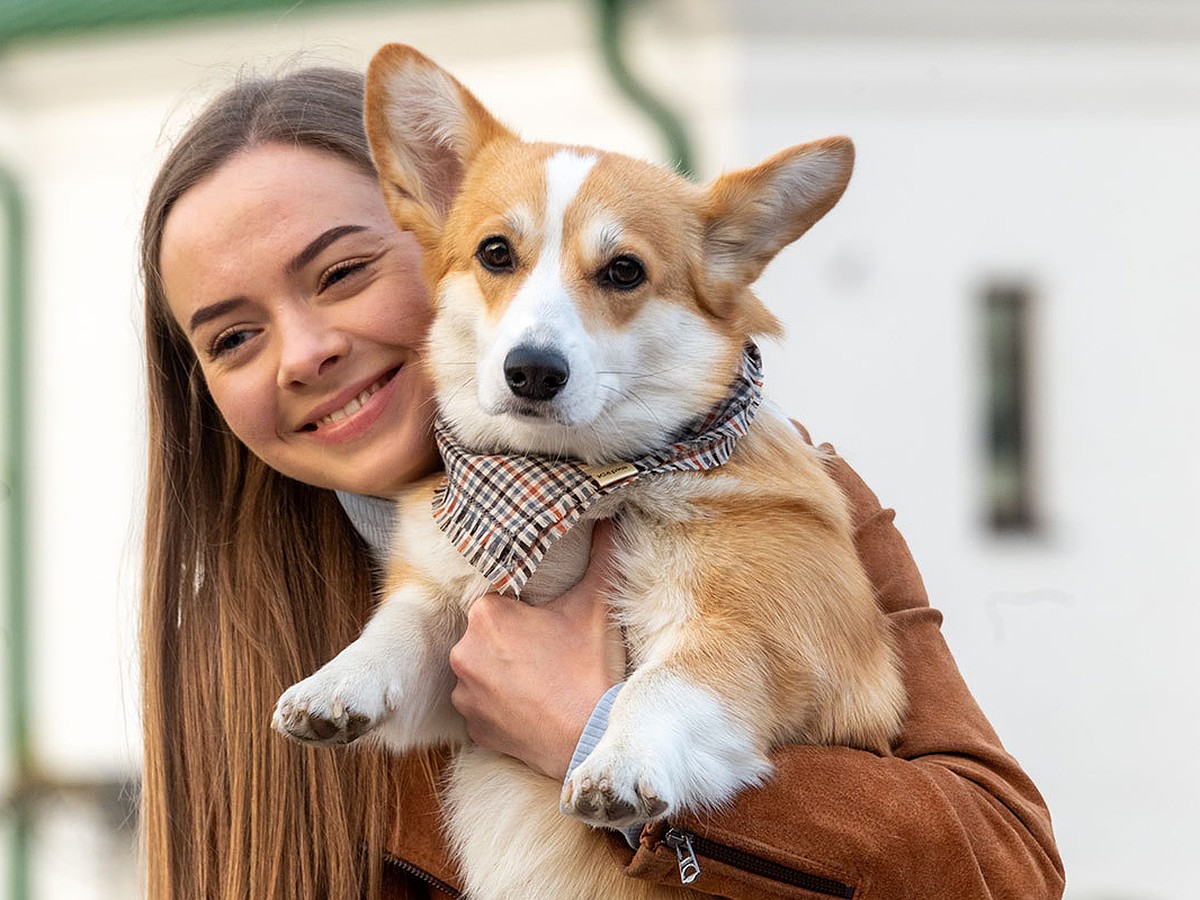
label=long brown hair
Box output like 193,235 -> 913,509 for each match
140,68 -> 392,900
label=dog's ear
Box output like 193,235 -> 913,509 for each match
365,44 -> 514,250
701,137 -> 854,287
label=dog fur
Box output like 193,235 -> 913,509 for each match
273,44 -> 905,899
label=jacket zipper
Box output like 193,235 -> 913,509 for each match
382,849 -> 461,898
663,826 -> 856,898
382,830 -> 854,898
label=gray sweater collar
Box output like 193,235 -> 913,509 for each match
335,490 -> 395,563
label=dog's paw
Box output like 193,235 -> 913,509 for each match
272,664 -> 399,746
561,747 -> 671,828
560,672 -> 775,828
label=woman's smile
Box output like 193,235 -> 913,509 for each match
299,365 -> 402,438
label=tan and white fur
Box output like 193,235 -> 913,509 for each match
273,44 -> 905,900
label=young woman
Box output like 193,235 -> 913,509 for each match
140,66 -> 1064,899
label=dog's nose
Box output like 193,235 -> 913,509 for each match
504,346 -> 570,401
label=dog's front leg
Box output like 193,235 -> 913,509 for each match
272,580 -> 468,751
560,659 -> 772,829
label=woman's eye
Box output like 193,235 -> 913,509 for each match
209,327 -> 255,359
476,237 -> 515,273
319,259 -> 369,292
601,255 -> 646,290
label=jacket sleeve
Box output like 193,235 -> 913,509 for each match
612,440 -> 1065,900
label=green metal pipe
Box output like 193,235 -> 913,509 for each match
1,161 -> 32,900
595,0 -> 696,179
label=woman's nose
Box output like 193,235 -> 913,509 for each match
276,310 -> 351,387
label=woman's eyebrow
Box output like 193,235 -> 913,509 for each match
188,296 -> 246,334
286,224 -> 369,276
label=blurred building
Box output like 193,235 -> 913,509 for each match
1,1 -> 1197,897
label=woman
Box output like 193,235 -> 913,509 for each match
140,65 -> 1064,899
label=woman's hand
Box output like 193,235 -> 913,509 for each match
448,521 -> 625,781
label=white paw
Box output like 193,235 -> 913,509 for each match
561,671 -> 772,828
272,659 -> 401,746
561,742 -> 672,828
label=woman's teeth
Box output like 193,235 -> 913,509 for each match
317,375 -> 390,427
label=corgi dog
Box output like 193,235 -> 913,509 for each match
273,44 -> 905,899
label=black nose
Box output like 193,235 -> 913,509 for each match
503,346 -> 570,401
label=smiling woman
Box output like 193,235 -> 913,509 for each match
159,144 -> 439,496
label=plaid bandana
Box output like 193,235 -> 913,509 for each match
431,343 -> 764,597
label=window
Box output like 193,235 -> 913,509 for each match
984,282 -> 1037,533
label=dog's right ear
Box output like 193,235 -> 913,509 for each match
365,44 -> 513,250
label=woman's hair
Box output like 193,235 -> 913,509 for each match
140,67 -> 391,900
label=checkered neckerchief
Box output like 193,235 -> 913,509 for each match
431,343 -> 764,597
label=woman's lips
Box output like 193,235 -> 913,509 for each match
300,367 -> 400,434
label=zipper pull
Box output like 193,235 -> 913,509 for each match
663,827 -> 701,884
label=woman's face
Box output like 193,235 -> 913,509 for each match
160,142 -> 439,496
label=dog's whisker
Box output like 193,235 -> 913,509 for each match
596,362 -> 693,381
436,378 -> 476,413
616,388 -> 670,437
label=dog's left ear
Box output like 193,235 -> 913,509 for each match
702,137 -> 854,287
365,44 -> 514,249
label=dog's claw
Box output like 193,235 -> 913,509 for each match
637,782 -> 668,818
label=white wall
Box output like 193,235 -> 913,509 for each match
1,1 -> 1196,898
733,4 -> 1200,898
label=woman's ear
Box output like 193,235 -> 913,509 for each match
365,43 -> 514,249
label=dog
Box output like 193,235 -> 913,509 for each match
273,44 -> 905,899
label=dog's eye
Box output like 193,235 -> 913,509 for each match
601,255 -> 645,290
477,237 -> 515,273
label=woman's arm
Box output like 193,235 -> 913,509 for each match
611,440 -> 1064,899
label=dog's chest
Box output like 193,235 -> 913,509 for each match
516,473 -> 721,614
518,516 -> 600,605
515,490 -> 633,606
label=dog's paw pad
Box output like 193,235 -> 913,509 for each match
272,683 -> 383,747
570,776 -> 636,822
277,706 -> 374,745
562,765 -> 669,826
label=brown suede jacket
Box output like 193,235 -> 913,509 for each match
378,440 -> 1065,899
